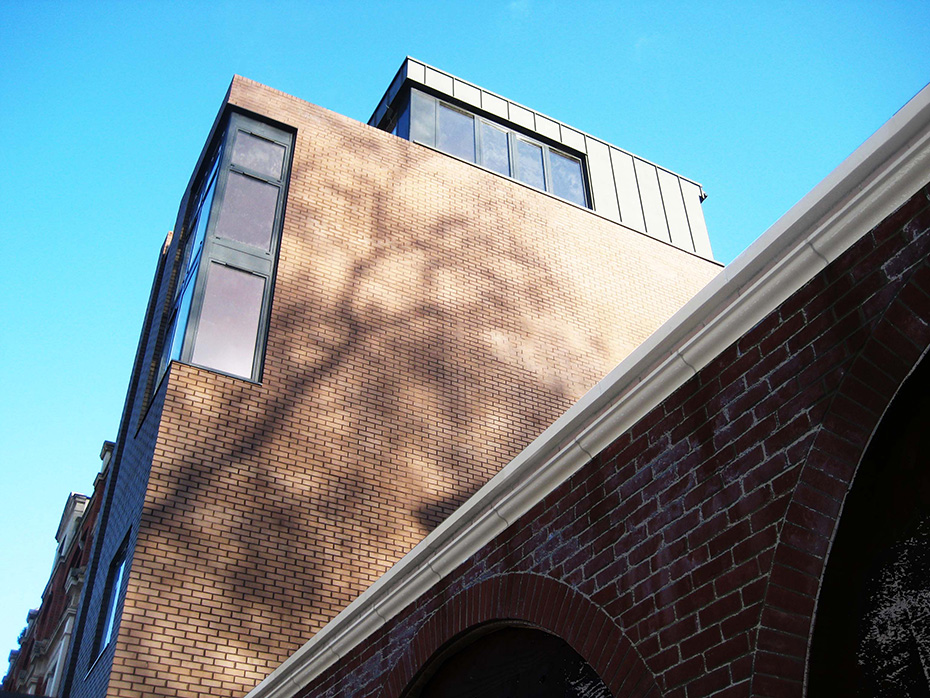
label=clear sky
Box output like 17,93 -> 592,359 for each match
1,0 -> 929,663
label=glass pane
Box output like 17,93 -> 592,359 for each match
516,139 -> 545,190
479,121 -> 510,176
231,131 -> 285,179
101,557 -> 125,649
199,148 -> 222,211
187,174 -> 216,273
437,104 -> 476,162
410,89 -> 435,146
550,151 -> 586,206
170,270 -> 197,363
191,263 -> 265,379
213,172 -> 279,250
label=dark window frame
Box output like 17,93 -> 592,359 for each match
156,111 -> 293,385
407,88 -> 589,208
91,535 -> 129,661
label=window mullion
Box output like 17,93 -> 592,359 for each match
508,133 -> 517,180
542,146 -> 553,193
404,87 -> 588,207
475,118 -> 482,168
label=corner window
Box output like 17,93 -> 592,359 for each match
405,88 -> 589,208
157,113 -> 293,383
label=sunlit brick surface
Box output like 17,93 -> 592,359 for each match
71,77 -> 720,698
293,184 -> 930,698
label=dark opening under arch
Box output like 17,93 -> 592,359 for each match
809,355 -> 930,696
402,622 -> 613,698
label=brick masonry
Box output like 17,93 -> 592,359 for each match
287,182 -> 930,693
64,76 -> 720,698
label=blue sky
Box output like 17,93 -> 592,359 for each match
1,0 -> 929,662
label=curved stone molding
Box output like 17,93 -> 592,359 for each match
383,573 -> 659,698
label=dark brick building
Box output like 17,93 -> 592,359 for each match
60,62 -> 720,698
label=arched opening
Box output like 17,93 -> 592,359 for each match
809,355 -> 930,695
402,621 -> 613,698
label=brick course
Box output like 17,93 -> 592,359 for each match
288,183 -> 930,696
65,76 -> 719,698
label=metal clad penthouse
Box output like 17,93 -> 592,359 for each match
370,58 -> 713,260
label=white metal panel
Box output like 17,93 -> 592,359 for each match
584,137 -> 620,222
424,67 -> 453,95
610,149 -> 645,233
453,80 -> 481,108
509,103 -> 535,130
481,91 -> 508,119
658,169 -> 693,252
634,159 -> 670,242
561,127 -> 586,153
536,115 -> 560,142
681,180 -> 713,259
406,59 -> 426,84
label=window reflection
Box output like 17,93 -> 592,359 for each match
516,140 -> 545,190
188,173 -> 216,272
405,89 -> 587,207
437,104 -> 475,162
231,131 -> 285,179
213,172 -> 279,251
550,151 -> 586,206
410,89 -> 435,146
480,122 -> 510,176
190,263 -> 265,379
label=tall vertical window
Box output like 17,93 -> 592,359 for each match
158,113 -> 293,383
405,89 -> 588,208
94,542 -> 127,658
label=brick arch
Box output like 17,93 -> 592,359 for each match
381,573 -> 660,698
752,259 -> 930,696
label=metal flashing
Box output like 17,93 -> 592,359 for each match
367,58 -> 714,258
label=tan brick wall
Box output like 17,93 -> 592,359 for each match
110,76 -> 720,697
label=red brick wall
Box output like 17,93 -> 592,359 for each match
67,76 -> 719,698
290,183 -> 930,696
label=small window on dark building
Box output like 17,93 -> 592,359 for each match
94,542 -> 128,658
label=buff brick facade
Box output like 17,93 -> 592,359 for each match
62,72 -> 720,698
282,165 -> 930,695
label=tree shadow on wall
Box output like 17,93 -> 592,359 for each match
137,121 -> 617,692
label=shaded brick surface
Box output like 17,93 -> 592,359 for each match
65,76 -> 719,698
289,185 -> 930,696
